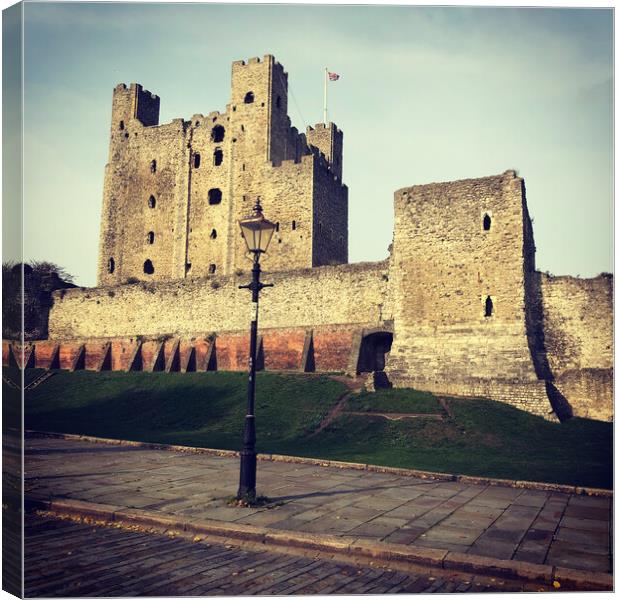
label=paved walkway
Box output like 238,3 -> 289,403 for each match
26,514 -> 554,595
25,435 -> 612,575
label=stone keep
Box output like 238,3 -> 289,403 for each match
7,55 -> 612,423
98,55 -> 347,285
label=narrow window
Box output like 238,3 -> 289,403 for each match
210,229 -> 217,239
208,188 -> 222,205
108,258 -> 115,273
483,213 -> 492,231
244,91 -> 254,104
147,231 -> 155,244
213,148 -> 223,166
292,220 -> 297,230
485,296 -> 494,318
194,153 -> 201,169
212,125 -> 225,143
276,96 -> 281,108
240,124 -> 245,132
148,195 -> 156,208
185,263 -> 192,272
209,264 -> 216,274
119,120 -> 124,130
143,259 -> 154,275
242,163 -> 246,171
150,159 -> 156,173
275,222 -> 280,232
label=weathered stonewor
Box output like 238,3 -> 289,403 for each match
98,55 -> 347,285
539,274 -> 613,420
5,56 -> 612,423
383,170 -> 612,421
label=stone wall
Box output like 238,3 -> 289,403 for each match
539,274 -> 613,420
49,261 -> 389,340
384,171 -> 554,417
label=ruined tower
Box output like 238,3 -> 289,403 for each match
97,55 -> 348,286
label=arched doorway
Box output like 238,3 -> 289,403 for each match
357,331 -> 393,374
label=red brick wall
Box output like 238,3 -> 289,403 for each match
34,341 -> 59,369
58,343 -> 83,370
140,340 -> 161,371
84,343 -> 110,370
7,326 -> 360,375
193,338 -> 212,371
110,340 -> 140,371
263,330 -> 305,370
313,328 -> 354,372
2,341 -> 10,367
215,334 -> 250,371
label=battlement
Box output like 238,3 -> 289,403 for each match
232,54 -> 285,72
307,122 -> 343,135
113,82 -> 160,101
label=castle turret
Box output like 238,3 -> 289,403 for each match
110,83 -> 160,137
230,55 -> 291,165
307,122 -> 343,181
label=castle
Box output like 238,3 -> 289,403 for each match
99,55 -> 347,284
4,55 -> 612,422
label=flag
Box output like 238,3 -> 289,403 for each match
328,72 -> 340,81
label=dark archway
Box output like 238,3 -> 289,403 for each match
357,331 -> 393,373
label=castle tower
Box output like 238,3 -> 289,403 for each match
97,56 -> 348,286
110,83 -> 160,136
306,123 -> 343,180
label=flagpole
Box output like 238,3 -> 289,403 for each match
323,67 -> 328,125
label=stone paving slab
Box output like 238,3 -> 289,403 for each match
24,434 -> 613,575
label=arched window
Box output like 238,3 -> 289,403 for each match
210,229 -> 217,239
213,149 -> 223,166
483,213 -> 492,231
244,91 -> 254,104
212,125 -> 225,143
208,188 -> 222,205
119,120 -> 124,130
209,264 -> 217,274
143,259 -> 154,275
108,258 -> 115,274
292,220 -> 297,230
147,231 -> 155,244
485,296 -> 494,318
148,195 -> 156,208
150,159 -> 156,173
194,153 -> 201,169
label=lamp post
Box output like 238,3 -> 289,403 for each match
237,200 -> 277,502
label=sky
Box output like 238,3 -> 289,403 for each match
5,3 -> 614,286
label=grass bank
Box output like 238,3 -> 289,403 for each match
12,368 -> 612,489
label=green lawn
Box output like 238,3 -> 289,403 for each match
11,368 -> 612,489
346,388 -> 441,413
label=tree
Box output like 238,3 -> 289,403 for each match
2,261 -> 75,340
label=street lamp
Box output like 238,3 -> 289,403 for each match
237,200 -> 277,501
